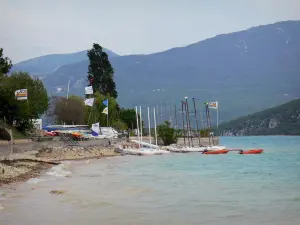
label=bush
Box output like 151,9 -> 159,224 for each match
157,121 -> 178,146
0,127 -> 11,141
200,129 -> 210,137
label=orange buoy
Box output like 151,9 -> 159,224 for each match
202,149 -> 229,154
239,149 -> 263,154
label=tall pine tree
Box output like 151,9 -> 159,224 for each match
87,43 -> 118,98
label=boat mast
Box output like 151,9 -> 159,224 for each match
135,106 -> 140,148
185,97 -> 193,147
174,104 -> 178,129
181,101 -> 187,147
147,107 -> 152,145
153,107 -> 158,146
192,98 -> 201,146
139,106 -> 143,144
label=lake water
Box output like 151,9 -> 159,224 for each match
1,136 -> 300,225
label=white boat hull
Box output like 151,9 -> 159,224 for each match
131,140 -> 160,149
167,145 -> 226,152
117,145 -> 164,156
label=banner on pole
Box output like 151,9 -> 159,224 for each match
85,86 -> 93,95
91,122 -> 100,136
102,99 -> 108,106
84,98 -> 94,107
208,101 -> 218,109
15,89 -> 28,100
102,107 -> 108,115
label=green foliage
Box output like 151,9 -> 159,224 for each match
157,121 -> 178,146
199,129 -> 210,137
0,127 -> 11,141
119,108 -> 140,130
111,119 -> 127,131
0,120 -> 27,139
0,48 -> 12,75
54,95 -> 85,125
0,71 -> 48,132
85,92 -> 119,127
87,43 -> 118,98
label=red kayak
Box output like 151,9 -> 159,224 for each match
239,149 -> 263,154
202,149 -> 229,154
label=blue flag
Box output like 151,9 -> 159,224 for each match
102,99 -> 108,106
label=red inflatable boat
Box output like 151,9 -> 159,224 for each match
202,149 -> 229,154
239,149 -> 263,154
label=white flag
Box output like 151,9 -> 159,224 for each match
15,89 -> 28,100
91,122 -> 100,136
208,101 -> 218,109
85,86 -> 93,95
84,98 -> 94,107
102,107 -> 108,115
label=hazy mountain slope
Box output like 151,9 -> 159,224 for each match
11,48 -> 119,76
38,21 -> 300,123
219,98 -> 300,135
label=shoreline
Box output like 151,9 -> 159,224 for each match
0,144 -> 121,187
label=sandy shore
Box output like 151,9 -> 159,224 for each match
0,144 -> 120,186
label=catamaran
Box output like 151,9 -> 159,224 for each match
118,106 -> 169,155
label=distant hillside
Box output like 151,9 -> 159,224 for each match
11,20 -> 300,123
11,48 -> 119,77
219,98 -> 300,136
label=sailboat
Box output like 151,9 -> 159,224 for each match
166,99 -> 226,153
117,106 -> 169,155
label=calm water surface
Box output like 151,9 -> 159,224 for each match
1,136 -> 300,225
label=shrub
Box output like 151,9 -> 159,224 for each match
157,121 -> 178,146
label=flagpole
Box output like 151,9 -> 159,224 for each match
153,107 -> 158,146
217,101 -> 219,129
174,104 -> 178,129
181,101 -> 186,147
147,107 -> 151,145
67,78 -> 70,100
135,106 -> 140,148
107,102 -> 109,127
192,98 -> 201,146
139,106 -> 143,144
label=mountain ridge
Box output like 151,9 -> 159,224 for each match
10,48 -> 119,76
218,98 -> 300,136
11,20 -> 300,124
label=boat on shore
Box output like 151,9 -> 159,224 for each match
116,144 -> 164,156
166,145 -> 227,153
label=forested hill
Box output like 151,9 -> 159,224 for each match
218,98 -> 300,136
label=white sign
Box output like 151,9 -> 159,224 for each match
91,122 -> 100,136
84,98 -> 94,107
15,89 -> 28,100
85,86 -> 93,95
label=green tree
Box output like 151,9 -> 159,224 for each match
55,95 -> 85,125
87,43 -> 118,98
0,72 -> 48,131
0,48 -> 12,76
200,129 -> 210,137
119,108 -> 139,130
157,121 -> 178,146
85,92 -> 120,127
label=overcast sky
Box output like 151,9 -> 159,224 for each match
1,0 -> 300,63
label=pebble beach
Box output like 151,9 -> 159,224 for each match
0,142 -> 120,186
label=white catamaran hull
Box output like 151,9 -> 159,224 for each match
131,140 -> 160,149
167,145 -> 226,152
117,146 -> 164,156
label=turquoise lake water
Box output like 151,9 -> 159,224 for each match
1,136 -> 300,225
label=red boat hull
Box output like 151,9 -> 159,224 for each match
203,149 -> 229,154
239,149 -> 263,154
